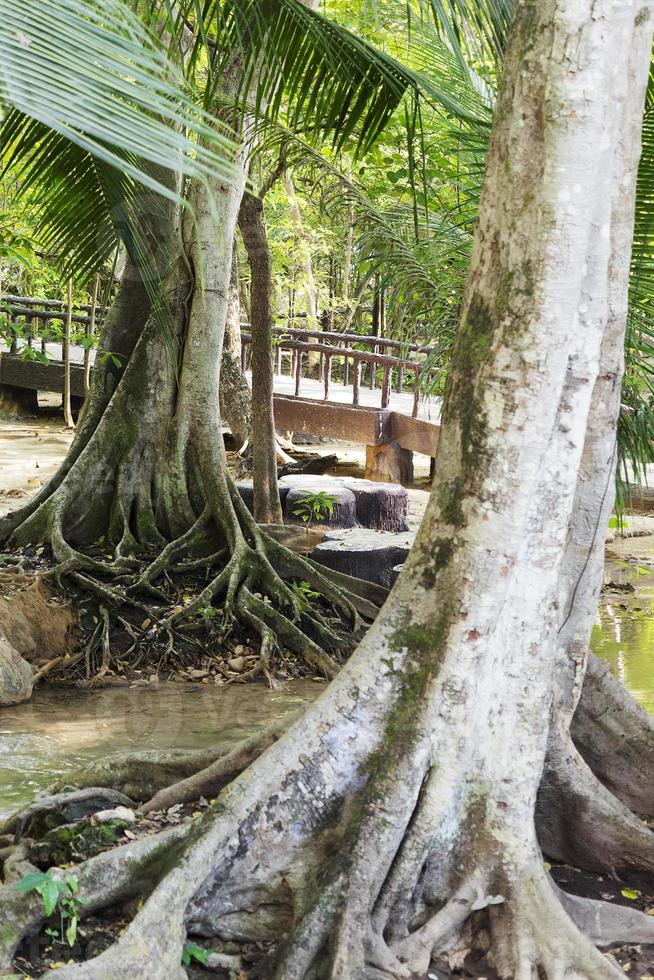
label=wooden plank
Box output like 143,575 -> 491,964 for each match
273,395 -> 390,446
0,354 -> 86,398
389,412 -> 440,456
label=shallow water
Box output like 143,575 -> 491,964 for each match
0,680 -> 321,820
592,534 -> 654,715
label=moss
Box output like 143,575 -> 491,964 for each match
437,479 -> 465,528
418,537 -> 455,591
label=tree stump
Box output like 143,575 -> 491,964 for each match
365,441 -> 414,486
284,486 -> 357,528
311,529 -> 413,587
340,477 -> 408,531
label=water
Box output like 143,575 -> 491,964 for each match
591,533 -> 654,715
1,535 -> 652,823
0,680 -> 321,820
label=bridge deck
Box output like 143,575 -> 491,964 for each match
1,343 -> 441,457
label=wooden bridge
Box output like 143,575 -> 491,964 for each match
0,295 -> 441,482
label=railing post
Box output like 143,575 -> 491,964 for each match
63,278 -> 74,429
294,347 -> 302,396
370,344 -> 376,389
9,314 -> 17,354
275,344 -> 282,376
381,364 -> 391,409
353,359 -> 361,406
324,354 -> 331,400
397,364 -> 404,393
412,369 -> 421,418
343,341 -> 349,387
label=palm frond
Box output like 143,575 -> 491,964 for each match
1,0 -> 237,199
151,0 -> 430,154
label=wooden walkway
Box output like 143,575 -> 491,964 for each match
0,294 -> 442,466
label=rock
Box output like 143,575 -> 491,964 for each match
92,806 -> 136,824
1,787 -> 135,838
0,631 -> 33,706
189,669 -> 209,679
311,528 -> 414,588
227,656 -> 245,671
29,815 -> 132,867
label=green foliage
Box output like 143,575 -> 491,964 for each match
292,491 -> 337,525
291,579 -> 322,602
182,940 -> 210,967
17,870 -> 87,948
198,605 -> 220,621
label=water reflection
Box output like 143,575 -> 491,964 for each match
1,537 -> 653,822
591,535 -> 654,716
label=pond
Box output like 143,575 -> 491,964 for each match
592,533 -> 654,715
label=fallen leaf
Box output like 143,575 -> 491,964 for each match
621,888 -> 641,900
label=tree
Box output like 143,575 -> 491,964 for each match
3,1 -> 654,978
0,0 -> 416,674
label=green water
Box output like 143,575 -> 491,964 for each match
0,680 -> 320,821
592,535 -> 654,716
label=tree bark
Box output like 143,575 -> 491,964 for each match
238,191 -> 283,524
219,245 -> 252,449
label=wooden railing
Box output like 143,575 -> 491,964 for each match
241,326 -> 435,418
1,296 -> 436,417
0,294 -> 105,355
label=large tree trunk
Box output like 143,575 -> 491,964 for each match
0,159 -> 365,681
239,191 -> 283,524
219,246 -> 252,449
2,3 -> 654,979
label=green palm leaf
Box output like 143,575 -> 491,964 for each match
0,0 -> 237,199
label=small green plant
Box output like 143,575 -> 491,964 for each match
291,579 -> 322,605
198,604 -> 220,621
608,514 -> 629,531
292,490 -> 337,525
19,344 -> 49,364
97,350 -> 122,369
292,490 -> 338,556
182,940 -> 210,967
17,870 -> 86,947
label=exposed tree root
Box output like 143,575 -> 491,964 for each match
138,710 -> 299,814
572,652 -> 654,818
1,450 -> 375,684
539,726 -> 654,874
488,862 -> 623,979
0,822 -> 191,972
